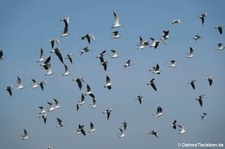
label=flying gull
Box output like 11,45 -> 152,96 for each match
196,94 -> 205,107
16,76 -> 24,90
199,13 -> 207,26
188,80 -> 196,90
149,130 -> 159,139
104,75 -> 112,89
112,10 -> 122,28
215,25 -> 223,35
85,84 -> 95,99
21,129 -> 29,140
103,108 -> 112,120
135,95 -> 143,104
72,77 -> 85,90
110,50 -> 119,58
147,78 -> 157,91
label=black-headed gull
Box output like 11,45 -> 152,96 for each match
0,49 -> 4,60
112,11 -> 122,28
171,18 -> 181,25
89,122 -> 96,133
6,85 -> 13,97
85,84 -> 95,99
104,75 -> 112,90
199,13 -> 207,26
196,94 -> 205,107
103,108 -> 112,120
200,112 -> 207,120
147,78 -> 157,91
188,80 -> 196,90
56,118 -> 64,127
206,76 -> 214,86
215,25 -> 223,35
21,129 -> 29,140
16,76 -> 24,90
37,48 -> 44,62
110,50 -> 119,58
72,77 -> 85,90
135,95 -> 143,104
119,128 -> 126,138
149,130 -> 159,138
79,33 -> 95,44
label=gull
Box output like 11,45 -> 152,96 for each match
62,64 -> 70,76
16,76 -> 24,90
112,10 -> 122,28
60,17 -> 70,37
150,37 -> 160,49
200,112 -> 207,120
216,43 -> 225,50
121,121 -> 127,131
153,106 -> 164,117
135,95 -> 143,104
39,81 -> 47,91
32,79 -> 39,89
79,33 -> 95,44
137,36 -> 149,49
193,34 -> 201,41
38,106 -> 47,115
78,94 -> 85,106
160,30 -> 170,41
6,85 -> 13,97
149,130 -> 159,139
21,129 -> 29,140
90,98 -> 97,109
51,47 -> 64,64
76,124 -> 86,136
47,99 -> 61,112
171,120 -> 177,129
41,113 -> 47,124
80,46 -> 90,55
206,76 -> 214,86
37,48 -> 44,62
65,53 -> 73,64
40,56 -> 51,67
171,18 -> 181,25
177,124 -> 186,134
0,49 -> 4,60
72,77 -> 85,90
43,62 -> 53,76
76,104 -> 79,111
112,31 -> 121,39
188,80 -> 196,90
196,94 -> 205,107
49,38 -> 60,49
124,59 -> 132,68
61,26 -> 69,37
103,108 -> 112,120
85,84 -> 95,99
215,25 -> 223,35
96,50 -> 106,58
186,47 -> 194,58
150,64 -> 160,74
111,50 -> 119,58
104,75 -> 112,90
56,118 -> 64,127
99,56 -> 108,71
199,13 -> 207,26
60,17 -> 70,27
147,78 -> 157,91
47,101 -> 55,112
89,122 -> 96,133
119,128 -> 126,138
168,60 -> 177,67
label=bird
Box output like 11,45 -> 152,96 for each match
171,18 -> 181,24
76,124 -> 86,136
80,46 -> 90,55
40,55 -> 51,67
147,78 -> 157,91
110,50 -> 119,58
160,30 -> 170,41
31,79 -> 39,89
16,76 -> 24,90
171,120 -> 177,129
103,108 -> 112,120
150,64 -> 160,74
188,80 -> 196,90
99,56 -> 108,71
121,121 -> 127,131
43,62 -> 53,76
0,49 -> 4,60
135,95 -> 143,104
49,38 -> 60,49
104,75 -> 112,89
112,31 -> 121,39
62,64 -> 70,76
37,48 -> 44,62
186,47 -> 194,58
21,129 -> 29,140
89,122 -> 96,133
200,112 -> 207,120
153,106 -> 164,117
206,76 -> 214,86
150,37 -> 160,49
196,94 -> 205,107
177,124 -> 186,134
214,25 -> 223,35
216,43 -> 225,50
79,33 -> 95,44
168,60 -> 177,67
199,13 -> 207,26
47,99 -> 61,112
6,85 -> 13,97
85,84 -> 95,99
119,128 -> 126,138
56,118 -> 64,127
41,113 -> 47,124
38,106 -> 47,115
137,36 -> 149,49
50,47 -> 64,64
39,81 -> 47,91
76,104 -> 80,111
112,10 -> 122,28
72,77 -> 85,90
124,59 -> 132,68
65,53 -> 73,64
90,98 -> 97,109
149,130 -> 159,138
96,50 -> 106,59
61,21 -> 70,37
78,94 -> 85,106
193,34 -> 201,41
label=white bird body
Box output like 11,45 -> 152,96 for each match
112,11 -> 122,28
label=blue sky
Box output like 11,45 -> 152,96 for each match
0,0 -> 225,149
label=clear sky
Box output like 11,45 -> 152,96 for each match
0,0 -> 225,149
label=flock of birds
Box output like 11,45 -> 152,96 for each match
1,10 -> 224,148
